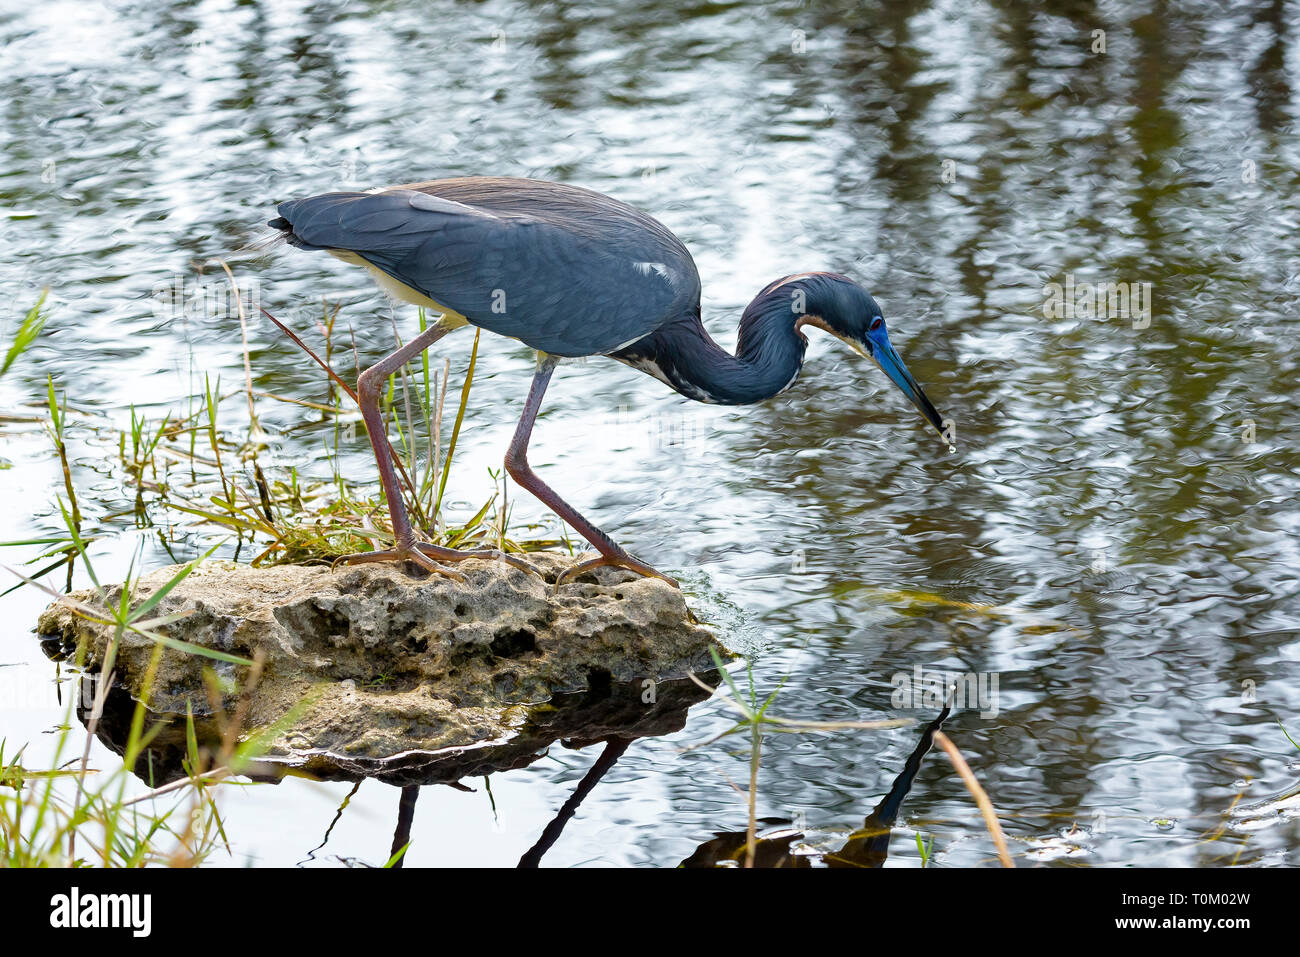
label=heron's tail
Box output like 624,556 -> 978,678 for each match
234,222 -> 295,256
259,214 -> 321,250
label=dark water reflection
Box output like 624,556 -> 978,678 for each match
1,0 -> 1298,865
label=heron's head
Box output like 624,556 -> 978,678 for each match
789,273 -> 949,447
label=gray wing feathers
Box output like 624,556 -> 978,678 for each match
277,186 -> 697,356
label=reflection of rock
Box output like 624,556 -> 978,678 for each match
76,670 -> 718,788
36,556 -> 725,785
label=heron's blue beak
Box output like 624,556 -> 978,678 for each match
862,323 -> 949,446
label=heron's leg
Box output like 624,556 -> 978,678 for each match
505,354 -> 678,590
335,321 -> 464,581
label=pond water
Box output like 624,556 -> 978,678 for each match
2,0 -> 1298,866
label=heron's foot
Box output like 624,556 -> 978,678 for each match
331,543 -> 466,584
554,550 -> 679,592
411,542 -> 544,579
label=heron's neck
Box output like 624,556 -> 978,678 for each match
612,296 -> 807,406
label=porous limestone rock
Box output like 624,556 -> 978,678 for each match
35,554 -> 724,782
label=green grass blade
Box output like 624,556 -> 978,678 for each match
2,290 -> 48,377
433,328 -> 479,522
127,544 -> 218,623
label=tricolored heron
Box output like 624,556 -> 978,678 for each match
269,177 -> 948,587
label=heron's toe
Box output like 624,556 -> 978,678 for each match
553,553 -> 679,592
412,543 -> 545,580
332,546 -> 467,584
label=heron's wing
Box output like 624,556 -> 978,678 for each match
277,188 -> 699,356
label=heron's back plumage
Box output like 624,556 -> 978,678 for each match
272,177 -> 701,357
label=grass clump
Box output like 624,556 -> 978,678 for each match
3,295 -> 557,590
159,303 -> 555,565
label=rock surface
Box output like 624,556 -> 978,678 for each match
35,554 -> 724,782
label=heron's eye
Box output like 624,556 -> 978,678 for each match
869,316 -> 883,331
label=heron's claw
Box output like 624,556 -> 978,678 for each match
411,542 -> 544,579
332,544 -> 466,583
554,551 -> 679,592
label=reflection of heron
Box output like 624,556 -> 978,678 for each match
380,738 -> 631,869
823,702 -> 950,868
270,177 -> 948,586
682,702 -> 950,868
